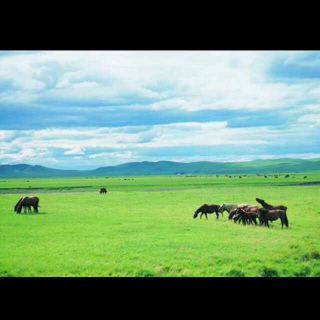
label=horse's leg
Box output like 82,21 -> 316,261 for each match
216,211 -> 219,219
205,213 -> 208,220
200,212 -> 203,219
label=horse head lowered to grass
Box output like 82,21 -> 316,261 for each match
194,204 -> 221,219
218,203 -> 253,220
14,196 -> 40,214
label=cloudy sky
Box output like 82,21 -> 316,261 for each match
1,50 -> 320,170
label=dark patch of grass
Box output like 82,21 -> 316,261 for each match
135,270 -> 156,277
260,267 -> 279,277
294,267 -> 311,277
311,251 -> 320,260
302,254 -> 310,261
156,266 -> 171,275
302,251 -> 320,261
0,271 -> 15,277
226,269 -> 245,277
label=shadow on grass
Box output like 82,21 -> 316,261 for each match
16,212 -> 47,215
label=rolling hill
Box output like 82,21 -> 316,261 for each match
1,158 -> 320,177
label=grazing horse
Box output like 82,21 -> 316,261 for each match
14,196 -> 40,214
14,199 -> 32,213
258,208 -> 289,229
194,204 -> 221,219
256,198 -> 287,213
218,203 -> 252,220
99,188 -> 107,194
236,207 -> 260,225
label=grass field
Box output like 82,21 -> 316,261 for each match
1,174 -> 320,277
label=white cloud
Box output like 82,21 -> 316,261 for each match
297,113 -> 320,126
64,147 -> 85,155
1,51 -> 320,169
89,151 -> 135,159
1,50 -> 314,113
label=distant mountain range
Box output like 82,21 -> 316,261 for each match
1,159 -> 320,178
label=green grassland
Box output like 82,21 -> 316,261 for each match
1,174 -> 320,277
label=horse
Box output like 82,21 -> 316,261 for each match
218,203 -> 250,214
194,204 -> 221,219
99,188 -> 107,194
258,208 -> 289,229
236,207 -> 260,225
256,198 -> 287,213
14,196 -> 40,214
14,198 -> 33,213
218,203 -> 252,220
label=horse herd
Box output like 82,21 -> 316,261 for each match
193,198 -> 289,229
13,191 -> 289,229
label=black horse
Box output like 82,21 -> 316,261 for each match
14,196 -> 40,214
14,200 -> 32,213
194,204 -> 221,219
99,188 -> 107,194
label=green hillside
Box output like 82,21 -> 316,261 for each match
1,159 -> 320,178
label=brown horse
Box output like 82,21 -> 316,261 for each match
14,198 -> 32,213
227,204 -> 255,220
99,188 -> 107,194
15,196 -> 40,214
194,204 -> 221,219
258,208 -> 289,229
234,207 -> 260,225
256,198 -> 287,213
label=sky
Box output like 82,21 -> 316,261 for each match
1,50 -> 320,170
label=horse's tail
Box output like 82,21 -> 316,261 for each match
284,213 -> 289,228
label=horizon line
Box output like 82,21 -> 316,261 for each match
1,157 -> 319,172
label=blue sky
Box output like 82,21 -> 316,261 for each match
1,50 -> 320,170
